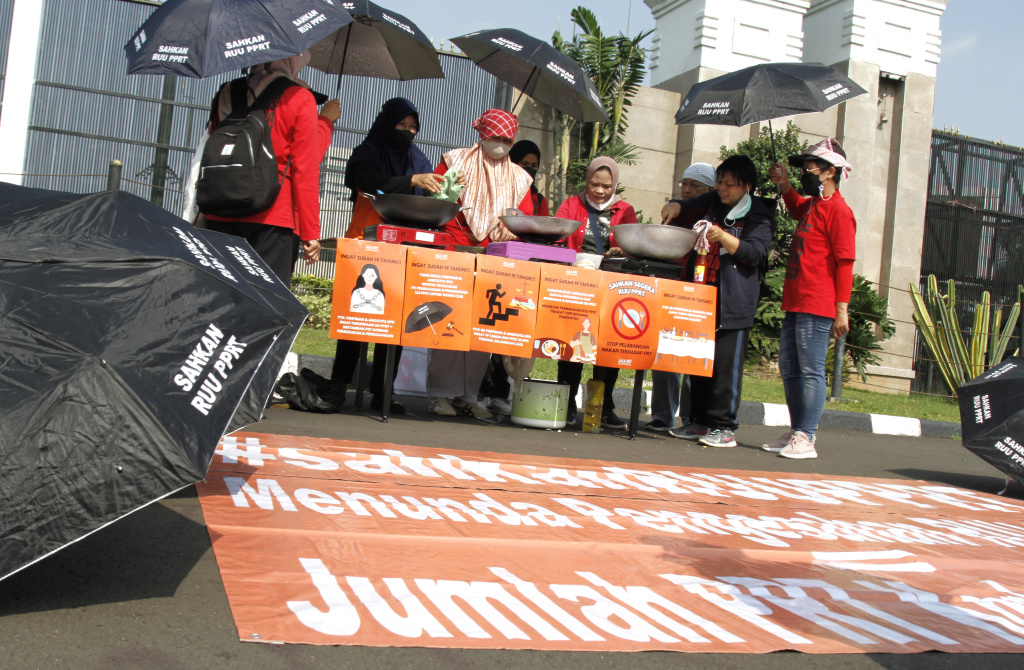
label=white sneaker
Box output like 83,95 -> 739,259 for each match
487,397 -> 513,416
762,430 -> 794,453
779,430 -> 818,459
453,398 -> 494,420
428,396 -> 457,417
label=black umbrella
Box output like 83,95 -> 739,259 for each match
957,357 -> 1024,492
0,185 -> 293,581
201,231 -> 309,432
451,28 -> 609,122
405,301 -> 453,344
674,62 -> 867,159
307,0 -> 443,87
125,0 -> 354,78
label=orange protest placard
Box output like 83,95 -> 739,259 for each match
595,272 -> 661,370
401,248 -> 475,351
534,265 -> 601,363
329,238 -> 407,344
651,281 -> 717,377
199,432 -> 1024,653
471,255 -> 540,357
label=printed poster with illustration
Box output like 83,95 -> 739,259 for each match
401,248 -> 475,351
471,255 -> 540,357
329,238 -> 407,344
534,265 -> 601,363
651,281 -> 717,377
595,272 -> 661,370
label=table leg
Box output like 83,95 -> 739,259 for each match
380,344 -> 396,423
628,369 -> 646,440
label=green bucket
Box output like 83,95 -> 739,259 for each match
511,379 -> 570,429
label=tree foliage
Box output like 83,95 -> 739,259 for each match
550,7 -> 652,203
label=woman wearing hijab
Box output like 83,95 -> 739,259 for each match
556,157 -> 639,427
205,53 -> 338,285
330,97 -> 439,414
343,97 -> 442,240
426,110 -> 534,420
432,109 -> 537,248
476,138 -> 551,416
660,155 -> 774,448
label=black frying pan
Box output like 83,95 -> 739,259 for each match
362,193 -> 466,229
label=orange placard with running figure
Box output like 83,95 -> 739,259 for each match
534,265 -> 602,364
329,238 -> 407,344
401,248 -> 475,351
652,280 -> 717,377
471,255 -> 540,357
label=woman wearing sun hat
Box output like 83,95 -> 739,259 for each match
765,137 -> 857,460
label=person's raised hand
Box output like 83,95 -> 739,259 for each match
769,162 -> 792,193
320,99 -> 341,123
412,173 -> 443,193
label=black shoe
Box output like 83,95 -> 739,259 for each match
370,395 -> 405,414
566,408 -> 578,425
644,419 -> 673,432
602,412 -> 626,428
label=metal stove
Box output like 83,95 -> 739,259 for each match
363,223 -> 452,248
600,256 -> 682,279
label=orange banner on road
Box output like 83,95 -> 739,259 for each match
329,238 -> 407,344
652,281 -> 717,377
199,433 -> 1024,653
534,265 -> 602,363
401,249 -> 475,351
471,255 -> 540,357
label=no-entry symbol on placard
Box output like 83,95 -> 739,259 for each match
612,297 -> 649,340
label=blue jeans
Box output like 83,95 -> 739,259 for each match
650,371 -> 690,426
779,312 -> 832,438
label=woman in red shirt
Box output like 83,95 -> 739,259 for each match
556,157 -> 638,427
765,138 -> 857,460
204,53 -> 337,285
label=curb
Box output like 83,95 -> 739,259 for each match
288,353 -> 961,439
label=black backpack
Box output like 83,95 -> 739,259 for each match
196,77 -> 295,218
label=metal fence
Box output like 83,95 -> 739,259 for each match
913,131 -> 1024,392
0,0 -> 13,114
13,0 -> 509,278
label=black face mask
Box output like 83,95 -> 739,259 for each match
799,172 -> 824,196
385,128 -> 415,151
522,166 -> 538,180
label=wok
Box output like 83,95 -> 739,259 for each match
498,215 -> 580,243
613,223 -> 699,260
363,193 -> 464,228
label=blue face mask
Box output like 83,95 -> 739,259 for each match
725,192 -> 751,223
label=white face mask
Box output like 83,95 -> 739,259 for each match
480,140 -> 510,160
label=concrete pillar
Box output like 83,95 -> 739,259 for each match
0,0 -> 45,185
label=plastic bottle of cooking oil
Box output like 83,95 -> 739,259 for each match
581,379 -> 605,433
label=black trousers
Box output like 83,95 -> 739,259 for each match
688,327 -> 750,431
205,219 -> 301,286
479,354 -> 512,400
557,361 -> 619,413
331,339 -> 402,398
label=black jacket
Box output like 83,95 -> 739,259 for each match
668,191 -> 774,330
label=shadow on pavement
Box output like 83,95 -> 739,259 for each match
0,488 -> 210,615
888,468 -> 1018,498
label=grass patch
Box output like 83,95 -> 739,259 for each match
290,330 -> 960,422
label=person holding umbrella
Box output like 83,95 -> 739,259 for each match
204,53 -> 339,285
556,157 -> 639,427
646,162 -> 717,433
660,155 -> 774,447
331,97 -> 439,413
426,109 -> 533,419
763,138 -> 856,460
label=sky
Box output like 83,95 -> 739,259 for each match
358,1 -> 1012,146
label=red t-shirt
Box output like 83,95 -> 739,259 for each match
781,188 -> 857,318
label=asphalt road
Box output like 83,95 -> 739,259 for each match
2,398 -> 1020,670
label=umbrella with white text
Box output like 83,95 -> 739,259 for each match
125,0 -> 354,78
0,184 -> 290,581
451,28 -> 609,122
957,357 -> 1024,492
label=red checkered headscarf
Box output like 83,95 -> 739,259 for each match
472,109 -> 519,141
